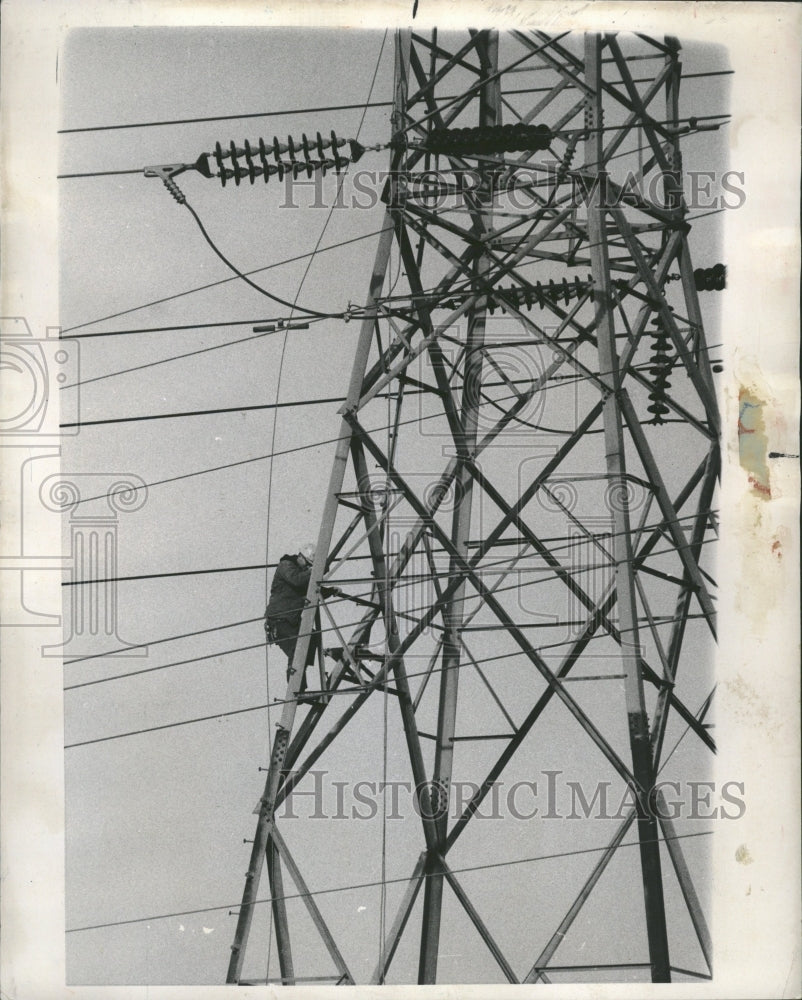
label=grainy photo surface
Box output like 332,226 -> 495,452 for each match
59,27 -> 729,986
1,5 -> 799,999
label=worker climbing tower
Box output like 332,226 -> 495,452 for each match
225,29 -> 721,985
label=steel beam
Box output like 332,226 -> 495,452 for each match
419,31 -> 500,981
229,29 -> 718,984
346,416 -> 640,791
371,853 -> 427,984
524,810 -> 637,982
266,834 -> 294,985
225,35 -> 409,977
271,825 -> 354,984
584,33 -> 671,983
226,211 -> 398,983
441,860 -> 519,982
655,792 -> 713,973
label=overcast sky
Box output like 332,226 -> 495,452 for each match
59,28 -> 729,985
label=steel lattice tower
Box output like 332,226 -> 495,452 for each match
227,29 -> 719,986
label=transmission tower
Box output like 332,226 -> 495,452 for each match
222,29 -> 720,985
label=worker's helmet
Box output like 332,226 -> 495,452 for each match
299,542 -> 316,565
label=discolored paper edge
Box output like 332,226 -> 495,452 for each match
1,2 -> 799,997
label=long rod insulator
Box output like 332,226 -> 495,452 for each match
194,131 -> 368,186
646,317 -> 673,424
431,275 -> 590,315
419,123 -> 552,156
485,275 -> 590,313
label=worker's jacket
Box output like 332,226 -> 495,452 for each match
265,555 -> 312,627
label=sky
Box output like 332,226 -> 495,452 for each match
58,27 -> 729,986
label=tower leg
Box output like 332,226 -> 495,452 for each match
418,27 -> 501,984
583,33 -> 671,984
266,833 -> 294,985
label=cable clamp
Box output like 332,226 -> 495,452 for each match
664,117 -> 722,138
144,155 -> 212,203
143,163 -> 193,204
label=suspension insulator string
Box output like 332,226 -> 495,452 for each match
646,316 -> 673,424
409,122 -> 553,156
693,263 -> 726,291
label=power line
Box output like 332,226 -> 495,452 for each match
183,200 -> 347,320
61,551 -> 716,694
63,616 -> 263,666
67,434 -> 341,507
57,167 -> 144,179
65,702 -> 271,749
57,71 -> 731,136
60,394 -> 477,508
58,98 -> 395,134
61,510 -> 717,706
65,829 -> 713,933
59,624 -> 541,694
60,227 -> 390,335
60,280 -> 722,396
60,506 -> 717,589
56,367 -> 594,427
62,356 -> 718,508
64,640 -> 266,691
60,396 -> 348,429
58,530 -> 614,666
63,605 -> 713,726
62,561 -> 272,587
60,343 -> 426,394
58,238 -> 570,347
59,330 -> 294,390
56,347 -> 720,460
61,315 -> 317,342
